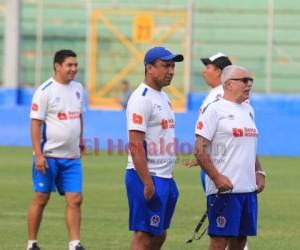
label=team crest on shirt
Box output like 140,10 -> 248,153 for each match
150,215 -> 160,227
216,216 -> 227,228
154,103 -> 163,111
227,114 -> 235,120
76,91 -> 81,99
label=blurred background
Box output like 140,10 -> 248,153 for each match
1,1 -> 300,249
0,0 -> 299,155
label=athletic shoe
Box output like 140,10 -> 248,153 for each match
75,243 -> 86,250
28,243 -> 40,250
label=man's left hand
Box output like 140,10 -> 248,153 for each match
256,173 -> 265,193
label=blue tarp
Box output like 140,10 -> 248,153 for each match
0,89 -> 299,156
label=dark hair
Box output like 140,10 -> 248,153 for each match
53,49 -> 77,65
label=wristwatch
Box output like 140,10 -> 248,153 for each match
256,170 -> 267,177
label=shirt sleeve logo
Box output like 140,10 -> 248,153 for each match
197,121 -> 203,130
31,103 -> 38,111
132,113 -> 143,124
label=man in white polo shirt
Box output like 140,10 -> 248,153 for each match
26,50 -> 86,250
125,46 -> 184,250
194,65 -> 266,250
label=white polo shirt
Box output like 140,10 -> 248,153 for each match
126,83 -> 176,178
195,98 -> 258,195
200,85 -> 224,111
30,78 -> 83,158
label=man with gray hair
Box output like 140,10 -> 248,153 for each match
193,65 -> 266,250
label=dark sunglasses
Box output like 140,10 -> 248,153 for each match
229,77 -> 254,84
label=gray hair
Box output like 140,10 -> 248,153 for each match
221,65 -> 248,84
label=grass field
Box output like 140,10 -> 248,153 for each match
0,146 -> 300,250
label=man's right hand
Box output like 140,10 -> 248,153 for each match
212,173 -> 233,192
144,182 -> 155,201
35,154 -> 47,175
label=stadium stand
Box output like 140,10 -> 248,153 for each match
1,0 -> 300,156
1,0 -> 296,92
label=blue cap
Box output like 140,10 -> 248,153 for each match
144,46 -> 184,65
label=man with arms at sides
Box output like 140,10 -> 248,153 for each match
26,50 -> 86,250
125,46 -> 184,250
194,65 -> 266,250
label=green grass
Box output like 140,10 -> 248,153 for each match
0,146 -> 300,250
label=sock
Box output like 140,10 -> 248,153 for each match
69,240 -> 80,250
27,240 -> 38,249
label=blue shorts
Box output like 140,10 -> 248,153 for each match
125,169 -> 179,236
207,192 -> 257,237
32,157 -> 83,194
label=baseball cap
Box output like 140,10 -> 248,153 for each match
201,52 -> 232,70
144,46 -> 184,65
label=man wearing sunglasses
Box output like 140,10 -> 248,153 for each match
194,65 -> 266,250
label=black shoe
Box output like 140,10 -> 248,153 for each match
28,243 -> 40,250
75,243 -> 86,250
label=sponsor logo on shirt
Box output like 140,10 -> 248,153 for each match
161,119 -> 175,129
58,112 -> 68,120
232,127 -> 257,137
57,111 -> 80,120
132,113 -> 143,124
68,111 -> 80,119
216,216 -> 227,228
150,215 -> 160,227
32,103 -> 38,111
232,128 -> 244,137
244,127 -> 257,137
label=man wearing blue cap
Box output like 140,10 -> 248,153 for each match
125,46 -> 184,250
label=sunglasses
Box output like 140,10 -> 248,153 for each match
229,77 -> 254,84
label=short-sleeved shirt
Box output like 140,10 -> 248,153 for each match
195,98 -> 258,196
200,85 -> 224,111
30,78 -> 83,158
126,83 -> 176,178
